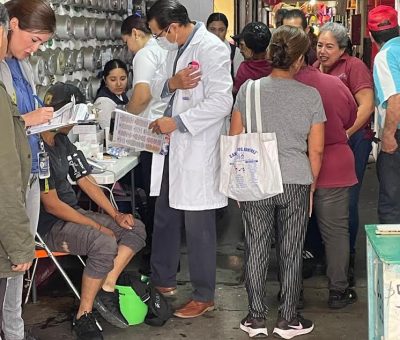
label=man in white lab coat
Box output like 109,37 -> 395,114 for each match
147,0 -> 233,318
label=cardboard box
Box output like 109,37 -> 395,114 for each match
73,124 -> 99,134
78,130 -> 104,144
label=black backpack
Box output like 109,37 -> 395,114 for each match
117,273 -> 172,327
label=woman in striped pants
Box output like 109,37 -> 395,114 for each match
230,25 -> 325,339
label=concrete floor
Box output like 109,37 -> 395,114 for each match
23,164 -> 379,340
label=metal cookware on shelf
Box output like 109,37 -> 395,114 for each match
83,46 -> 96,72
55,15 -> 73,40
38,50 -> 57,76
88,76 -> 101,97
36,85 -> 51,102
121,0 -> 128,12
72,16 -> 89,40
72,49 -> 84,71
54,48 -> 66,76
94,47 -> 102,70
29,55 -> 46,85
63,48 -> 75,74
95,18 -> 111,40
109,20 -> 118,40
114,20 -> 122,39
87,18 -> 97,39
108,0 -> 121,12
81,77 -> 94,101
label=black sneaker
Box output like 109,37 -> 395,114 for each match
240,314 -> 268,338
272,314 -> 314,339
94,289 -> 129,328
328,288 -> 357,309
72,312 -> 103,340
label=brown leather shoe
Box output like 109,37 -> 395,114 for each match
155,286 -> 177,296
173,300 -> 214,318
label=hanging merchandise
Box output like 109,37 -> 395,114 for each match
87,18 -> 97,39
72,49 -> 84,71
72,16 -> 89,40
272,1 -> 336,29
29,56 -> 46,85
32,0 -> 130,102
54,48 -> 67,76
95,18 -> 111,40
55,15 -> 73,40
63,48 -> 75,74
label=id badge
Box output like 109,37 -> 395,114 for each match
160,135 -> 170,156
38,151 -> 50,179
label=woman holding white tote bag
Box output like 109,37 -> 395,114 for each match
229,26 -> 326,339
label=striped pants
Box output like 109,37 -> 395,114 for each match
242,184 -> 310,321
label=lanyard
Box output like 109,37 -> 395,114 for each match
39,138 -> 46,153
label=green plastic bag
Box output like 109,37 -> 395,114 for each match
116,284 -> 148,325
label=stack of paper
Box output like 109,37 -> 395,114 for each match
376,224 -> 400,235
26,101 -> 95,135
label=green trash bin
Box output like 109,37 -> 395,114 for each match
116,284 -> 148,325
366,225 -> 400,340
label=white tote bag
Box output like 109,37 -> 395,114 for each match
219,79 -> 283,201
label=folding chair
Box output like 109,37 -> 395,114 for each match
25,232 -> 103,331
24,232 -> 85,305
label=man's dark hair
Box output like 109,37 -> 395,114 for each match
370,27 -> 399,45
147,0 -> 191,29
282,9 -> 307,30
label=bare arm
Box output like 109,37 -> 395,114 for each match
126,83 -> 152,115
41,189 -> 101,230
381,93 -> 400,153
346,88 -> 375,137
229,110 -> 244,136
77,175 -> 134,229
307,123 -> 325,192
77,175 -> 118,219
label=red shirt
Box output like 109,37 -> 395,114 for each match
233,59 -> 272,94
295,66 -> 358,188
313,53 -> 373,96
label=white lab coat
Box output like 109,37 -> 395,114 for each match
150,23 -> 233,211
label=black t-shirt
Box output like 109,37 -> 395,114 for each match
38,133 -> 91,235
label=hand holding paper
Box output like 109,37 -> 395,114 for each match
22,107 -> 54,127
149,117 -> 177,134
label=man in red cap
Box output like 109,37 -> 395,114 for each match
368,5 -> 400,223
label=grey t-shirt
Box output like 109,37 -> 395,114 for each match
233,77 -> 326,185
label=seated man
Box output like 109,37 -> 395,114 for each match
38,83 -> 146,340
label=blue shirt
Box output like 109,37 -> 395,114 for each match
6,58 -> 39,173
373,36 -> 400,129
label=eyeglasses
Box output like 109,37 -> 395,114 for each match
152,24 -> 171,40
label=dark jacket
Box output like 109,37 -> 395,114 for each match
0,82 -> 34,278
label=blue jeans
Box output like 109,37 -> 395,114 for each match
348,129 -> 372,254
376,130 -> 400,223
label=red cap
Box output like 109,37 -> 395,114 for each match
368,5 -> 398,32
